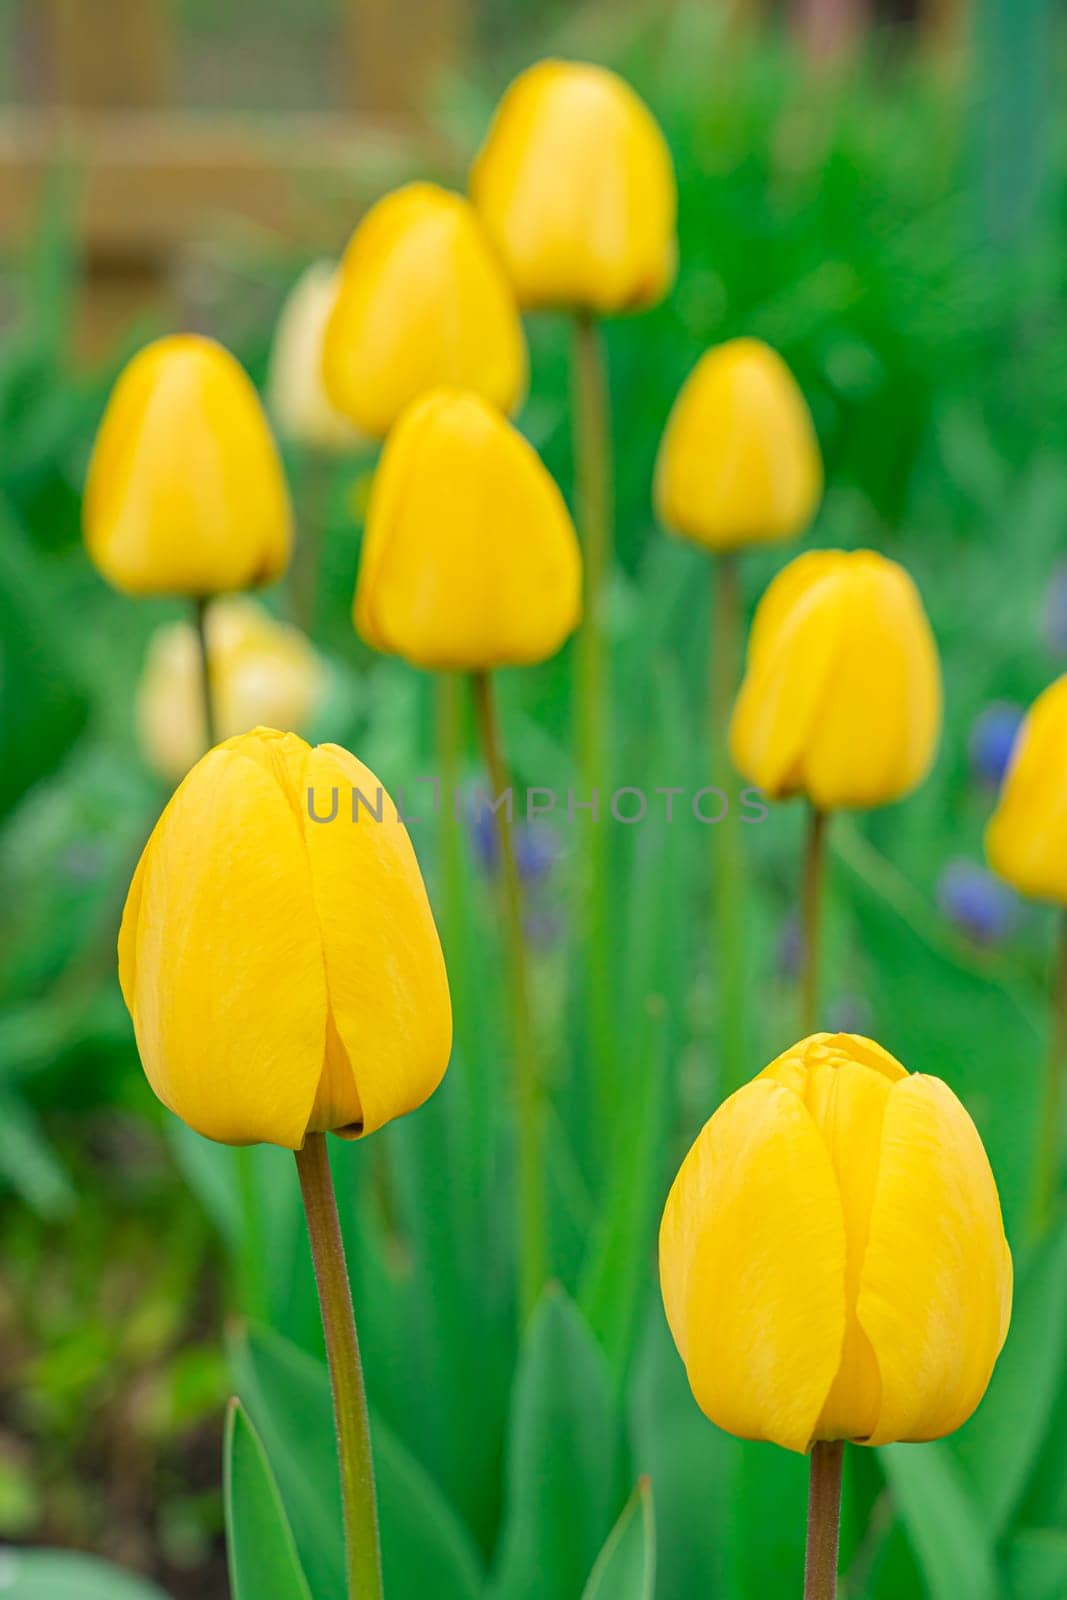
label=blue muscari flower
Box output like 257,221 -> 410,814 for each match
968,702 -> 1023,789
467,791 -> 559,886
1045,561 -> 1067,657
775,910 -> 804,980
937,859 -> 1017,946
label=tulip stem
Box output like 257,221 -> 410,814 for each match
1034,911 -> 1067,1230
295,1133 -> 383,1600
192,596 -> 217,749
804,1440 -> 844,1600
711,553 -> 747,1092
571,310 -> 615,1128
801,806 -> 829,1034
471,669 -> 545,1327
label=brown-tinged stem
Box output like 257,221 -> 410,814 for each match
801,805 -> 830,1034
192,595 -> 217,749
295,1133 -> 383,1600
571,310 -> 615,1119
471,669 -> 545,1326
1034,910 -> 1067,1231
711,552 -> 747,1092
804,1439 -> 844,1600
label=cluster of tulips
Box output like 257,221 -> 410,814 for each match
78,53 -> 1067,1600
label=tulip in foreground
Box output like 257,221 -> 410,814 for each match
660,1031 -> 1011,1597
355,387 -> 581,671
470,59 -> 676,315
84,334 -> 291,596
136,598 -> 326,782
119,727 -> 450,1600
655,337 -> 822,553
267,260 -> 362,454
986,674 -> 1067,1224
322,183 -> 527,439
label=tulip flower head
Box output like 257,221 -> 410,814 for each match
730,550 -> 942,811
986,674 -> 1067,904
84,334 -> 291,596
355,388 -> 582,671
137,598 -> 326,782
659,1032 -> 1012,1453
322,183 -> 527,438
470,59 -> 677,315
654,338 -> 823,552
119,727 -> 452,1147
268,261 -> 362,453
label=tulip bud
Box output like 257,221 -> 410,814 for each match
119,727 -> 452,1147
730,549 -> 941,810
84,335 -> 291,596
322,183 -> 527,438
137,598 -> 326,782
986,674 -> 1067,903
268,261 -> 362,454
660,1032 -> 1012,1453
355,388 -> 581,671
654,339 -> 822,551
470,60 -> 677,314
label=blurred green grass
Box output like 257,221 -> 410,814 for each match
2,7 -> 1067,1597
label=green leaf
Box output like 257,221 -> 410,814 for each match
224,1399 -> 313,1600
880,1442 -> 1001,1600
0,1089 -> 74,1217
0,1549 -> 169,1598
231,1323 -> 484,1600
1006,1529 -> 1067,1600
954,1215 -> 1067,1534
581,1478 -> 655,1600
493,1286 -> 623,1600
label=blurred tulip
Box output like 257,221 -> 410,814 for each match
938,859 -> 1017,946
470,59 -> 677,314
84,335 -> 291,595
660,1031 -> 1012,1453
969,701 -> 1023,790
730,550 -> 942,810
137,598 -> 326,781
986,675 -> 1067,903
322,183 -> 527,438
119,727 -> 452,1147
355,388 -> 581,670
654,338 -> 823,551
267,261 -> 362,454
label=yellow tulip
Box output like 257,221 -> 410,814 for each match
84,334 -> 291,596
119,727 -> 452,1148
355,388 -> 581,671
322,183 -> 527,438
655,338 -> 822,551
986,674 -> 1067,903
137,598 -> 327,783
730,549 -> 941,810
470,59 -> 676,314
268,261 -> 362,454
660,1032 -> 1012,1453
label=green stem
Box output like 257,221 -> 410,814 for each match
290,448 -> 329,633
192,595 -> 217,749
804,1440 -> 844,1600
801,805 -> 829,1035
471,669 -> 545,1327
711,552 -> 747,1092
295,1133 -> 383,1600
571,310 -> 615,1118
1033,911 -> 1067,1232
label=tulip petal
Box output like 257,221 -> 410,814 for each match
301,743 -> 452,1138
859,1075 -> 1013,1446
120,744 -> 327,1147
659,1080 -> 847,1453
986,675 -> 1067,902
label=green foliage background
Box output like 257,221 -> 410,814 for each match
1,4 -> 1066,1596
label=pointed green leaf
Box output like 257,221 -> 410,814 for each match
224,1399 -> 313,1600
880,1442 -> 1001,1600
493,1287 -> 623,1600
581,1478 -> 656,1600
0,1548 -> 168,1598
